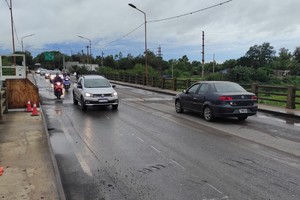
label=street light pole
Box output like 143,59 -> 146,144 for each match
78,35 -> 92,62
128,3 -> 148,85
9,0 -> 15,54
21,34 -> 35,52
8,0 -> 16,65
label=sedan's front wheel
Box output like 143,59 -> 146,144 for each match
73,93 -> 78,105
81,96 -> 87,111
112,104 -> 118,110
203,106 -> 214,122
175,100 -> 184,113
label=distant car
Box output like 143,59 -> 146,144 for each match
73,75 -> 119,111
35,68 -> 43,74
174,81 -> 257,121
45,70 -> 52,79
40,69 -> 47,76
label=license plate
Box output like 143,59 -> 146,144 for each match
239,109 -> 248,113
99,99 -> 108,103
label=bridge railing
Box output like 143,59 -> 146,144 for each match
99,73 -> 300,110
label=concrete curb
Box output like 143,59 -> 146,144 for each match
40,103 -> 66,200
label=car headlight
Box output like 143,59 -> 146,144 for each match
112,92 -> 118,97
85,92 -> 93,97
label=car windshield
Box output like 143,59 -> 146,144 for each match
214,82 -> 246,92
84,79 -> 111,88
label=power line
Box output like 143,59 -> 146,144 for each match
4,0 -> 10,8
13,19 -> 20,47
148,0 -> 232,23
105,0 -> 233,47
104,22 -> 144,47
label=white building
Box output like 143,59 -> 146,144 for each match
64,61 -> 99,71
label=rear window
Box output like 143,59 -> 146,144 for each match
214,82 -> 246,92
84,78 -> 111,88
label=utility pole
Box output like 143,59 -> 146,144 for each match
201,31 -> 205,77
86,45 -> 89,64
63,54 -> 65,70
101,51 -> 104,67
213,54 -> 215,74
9,0 -> 16,65
157,46 -> 163,77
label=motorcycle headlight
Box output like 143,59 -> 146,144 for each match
85,92 -> 93,97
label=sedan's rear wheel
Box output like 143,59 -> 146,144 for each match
203,106 -> 214,122
175,100 -> 184,113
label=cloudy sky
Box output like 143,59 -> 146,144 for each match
1,0 -> 300,63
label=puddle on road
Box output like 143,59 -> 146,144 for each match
257,112 -> 300,127
49,131 -> 72,155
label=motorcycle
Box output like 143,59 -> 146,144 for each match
54,81 -> 63,99
63,76 -> 71,92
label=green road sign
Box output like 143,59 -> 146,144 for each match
44,52 -> 54,61
2,68 -> 16,76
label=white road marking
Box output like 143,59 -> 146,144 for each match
150,145 -> 161,153
121,98 -> 144,102
207,183 -> 223,194
136,136 -> 144,142
170,159 -> 186,170
76,153 -> 93,177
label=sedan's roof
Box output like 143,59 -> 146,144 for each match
196,81 -> 235,84
83,75 -> 105,79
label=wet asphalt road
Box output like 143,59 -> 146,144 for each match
36,75 -> 300,200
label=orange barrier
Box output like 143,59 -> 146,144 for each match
26,100 -> 32,112
0,167 -> 3,176
31,102 -> 39,116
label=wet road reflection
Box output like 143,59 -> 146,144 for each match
35,74 -> 300,200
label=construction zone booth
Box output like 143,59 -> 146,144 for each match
0,54 -> 39,110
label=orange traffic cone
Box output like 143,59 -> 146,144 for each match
0,167 -> 3,176
31,102 -> 39,116
26,100 -> 32,112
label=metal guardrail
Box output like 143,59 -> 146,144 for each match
0,87 -> 8,120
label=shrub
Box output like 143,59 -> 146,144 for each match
205,73 -> 226,81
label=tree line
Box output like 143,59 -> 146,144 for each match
7,42 -> 300,84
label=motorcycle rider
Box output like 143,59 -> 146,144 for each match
53,73 -> 63,98
63,72 -> 71,91
53,73 -> 63,84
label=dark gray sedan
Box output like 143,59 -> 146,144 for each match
175,81 -> 258,121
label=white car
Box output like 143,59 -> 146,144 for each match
73,75 -> 119,111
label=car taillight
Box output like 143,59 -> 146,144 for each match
219,96 -> 233,101
251,95 -> 257,101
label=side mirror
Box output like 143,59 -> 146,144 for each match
112,85 -> 116,88
77,84 -> 82,89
